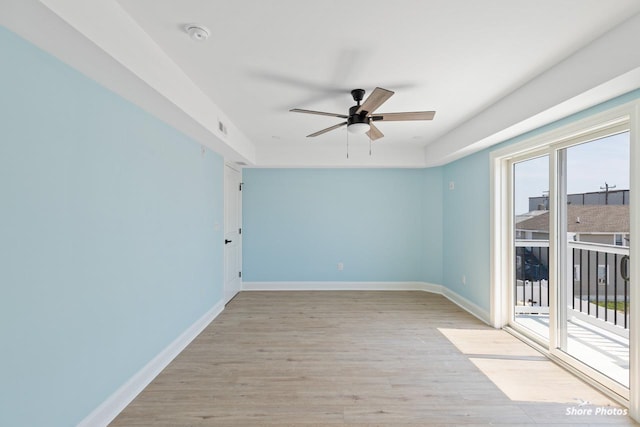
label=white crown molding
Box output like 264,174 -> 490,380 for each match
77,300 -> 225,427
424,13 -> 640,167
3,2 -> 638,168
33,0 -> 256,165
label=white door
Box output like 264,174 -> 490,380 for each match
224,164 -> 242,304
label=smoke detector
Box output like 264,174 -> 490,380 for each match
185,24 -> 210,41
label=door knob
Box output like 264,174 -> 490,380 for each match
225,239 -> 232,244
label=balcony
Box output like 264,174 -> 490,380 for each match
514,240 -> 630,386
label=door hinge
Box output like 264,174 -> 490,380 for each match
239,228 -> 242,235
238,271 -> 242,278
239,182 -> 243,191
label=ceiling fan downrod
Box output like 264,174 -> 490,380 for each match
350,89 -> 365,106
348,88 -> 369,129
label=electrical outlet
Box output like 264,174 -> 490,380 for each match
337,262 -> 344,271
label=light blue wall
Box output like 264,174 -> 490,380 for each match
2,17 -> 638,427
243,168 -> 443,283
0,27 -> 225,427
442,150 -> 491,309
442,88 -> 640,313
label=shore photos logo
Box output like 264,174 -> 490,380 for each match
566,399 -> 628,417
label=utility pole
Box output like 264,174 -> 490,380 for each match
600,182 -> 616,205
542,190 -> 549,210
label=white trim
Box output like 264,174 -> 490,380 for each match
242,281 -> 437,292
77,301 -> 225,427
39,0 -> 256,165
490,103 -> 633,160
505,326 -> 630,407
491,101 -> 638,330
242,281 -> 491,324
628,98 -> 640,421
490,151 -> 509,328
224,161 -> 242,174
490,98 -> 640,421
223,164 -> 243,304
440,286 -> 491,325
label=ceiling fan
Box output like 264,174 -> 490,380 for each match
290,87 -> 435,141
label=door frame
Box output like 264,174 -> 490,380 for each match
223,163 -> 242,304
490,99 -> 640,416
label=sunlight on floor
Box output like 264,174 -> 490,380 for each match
516,314 -> 629,386
438,328 -> 615,405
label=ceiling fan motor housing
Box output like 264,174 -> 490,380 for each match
348,105 -> 369,126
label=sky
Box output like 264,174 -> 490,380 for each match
513,131 -> 630,215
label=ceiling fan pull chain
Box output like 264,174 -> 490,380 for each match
346,129 -> 349,159
369,135 -> 372,156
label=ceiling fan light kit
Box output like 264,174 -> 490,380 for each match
290,87 -> 435,144
347,122 -> 370,134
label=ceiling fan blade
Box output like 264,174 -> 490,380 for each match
290,108 -> 348,119
372,111 -> 436,121
366,123 -> 384,141
356,87 -> 394,114
307,122 -> 348,137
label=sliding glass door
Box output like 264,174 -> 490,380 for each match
500,115 -> 634,401
555,131 -> 631,390
512,155 -> 550,341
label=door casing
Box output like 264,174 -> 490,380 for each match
224,164 -> 242,304
490,100 -> 640,417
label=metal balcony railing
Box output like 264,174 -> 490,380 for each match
514,240 -> 630,330
515,240 -> 550,313
570,241 -> 630,330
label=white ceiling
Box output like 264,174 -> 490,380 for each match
2,0 -> 640,167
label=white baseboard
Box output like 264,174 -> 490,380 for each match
242,281 -> 490,324
440,287 -> 491,324
77,300 -> 225,427
242,281 -> 441,292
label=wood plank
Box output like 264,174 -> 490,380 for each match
110,291 -> 634,426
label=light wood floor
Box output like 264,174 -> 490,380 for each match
111,291 -> 637,426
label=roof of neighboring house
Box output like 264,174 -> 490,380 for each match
515,210 -> 547,224
516,205 -> 629,233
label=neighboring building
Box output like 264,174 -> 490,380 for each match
528,189 -> 629,212
515,204 -> 630,329
516,204 -> 630,246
